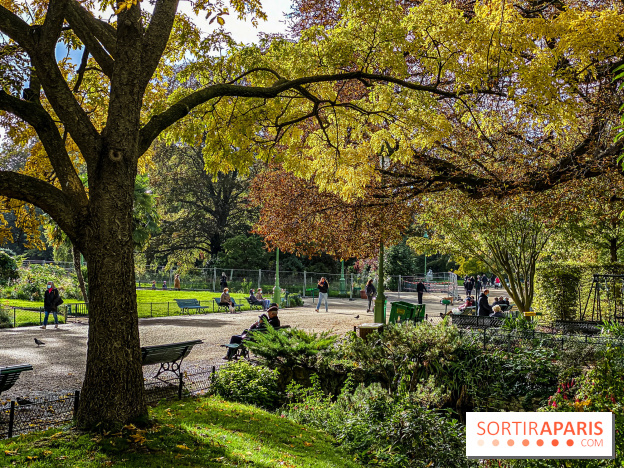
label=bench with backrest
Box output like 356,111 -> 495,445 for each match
245,297 -> 264,311
451,315 -> 503,329
141,340 -> 203,381
214,297 -> 242,313
0,364 -> 33,396
174,299 -> 210,315
221,325 -> 291,361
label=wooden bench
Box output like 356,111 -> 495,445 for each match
0,364 -> 33,396
221,325 -> 291,361
214,297 -> 242,313
245,298 -> 264,311
141,340 -> 203,381
174,299 -> 210,314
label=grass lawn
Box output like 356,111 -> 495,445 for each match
0,396 -> 359,468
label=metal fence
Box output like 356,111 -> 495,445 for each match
2,307 -> 68,328
0,364 -> 224,439
136,267 -> 459,299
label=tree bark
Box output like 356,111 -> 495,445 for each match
610,238 -> 618,263
76,160 -> 146,427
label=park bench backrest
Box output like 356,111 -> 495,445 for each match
0,364 -> 33,394
141,340 -> 203,366
174,299 -> 201,308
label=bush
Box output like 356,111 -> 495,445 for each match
0,264 -> 82,301
0,252 -> 19,285
210,361 -> 281,410
245,327 -> 337,369
285,377 -> 473,467
0,307 -> 12,328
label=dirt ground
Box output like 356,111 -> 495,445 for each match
0,292 -> 446,400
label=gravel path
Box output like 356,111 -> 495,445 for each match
0,292 -> 446,400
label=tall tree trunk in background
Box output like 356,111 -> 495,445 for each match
72,244 -> 88,304
610,238 -> 618,263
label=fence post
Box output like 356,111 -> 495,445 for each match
258,269 -> 262,290
73,390 -> 80,419
178,374 -> 184,400
213,268 -> 216,292
150,302 -> 153,317
483,328 -> 487,350
303,271 -> 307,297
13,307 -> 15,328
167,302 -> 170,316
398,275 -> 401,299
350,274 -> 353,301
8,401 -> 15,438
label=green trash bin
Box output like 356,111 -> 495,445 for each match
413,304 -> 426,322
389,301 -> 416,324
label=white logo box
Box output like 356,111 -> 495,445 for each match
466,412 -> 615,459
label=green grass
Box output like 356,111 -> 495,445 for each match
0,396 -> 359,468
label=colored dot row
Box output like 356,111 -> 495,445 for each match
477,439 -> 575,447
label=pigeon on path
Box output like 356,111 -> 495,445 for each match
34,338 -> 45,347
354,315 -> 360,319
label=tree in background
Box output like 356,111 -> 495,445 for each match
145,143 -> 254,268
413,193 -> 558,313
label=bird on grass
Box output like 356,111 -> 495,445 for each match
34,338 -> 45,347
354,315 -> 360,319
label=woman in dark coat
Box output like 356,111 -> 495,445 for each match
41,280 -> 62,329
365,279 -> 377,313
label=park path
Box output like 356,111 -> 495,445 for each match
0,292 -> 446,400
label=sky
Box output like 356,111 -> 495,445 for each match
56,0 -> 294,63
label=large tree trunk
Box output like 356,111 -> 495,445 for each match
76,167 -> 146,427
610,238 -> 618,263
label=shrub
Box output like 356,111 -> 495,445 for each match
0,252 -> 19,285
285,377 -> 473,467
210,361 -> 281,410
245,327 -> 337,369
0,264 -> 82,301
0,307 -> 12,328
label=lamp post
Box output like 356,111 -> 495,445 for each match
423,232 -> 429,278
273,248 -> 281,305
340,259 -> 346,296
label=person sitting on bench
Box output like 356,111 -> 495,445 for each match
490,305 -> 505,318
224,304 -> 280,360
220,288 -> 236,313
255,288 -> 270,310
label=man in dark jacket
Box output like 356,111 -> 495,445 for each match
224,304 -> 280,360
478,289 -> 493,316
41,281 -> 62,329
416,281 -> 427,304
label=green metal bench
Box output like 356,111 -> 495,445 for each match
221,325 -> 291,361
0,364 -> 33,396
174,299 -> 210,314
245,298 -> 264,311
141,340 -> 203,381
214,297 -> 242,313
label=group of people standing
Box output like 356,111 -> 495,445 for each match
463,274 -> 502,297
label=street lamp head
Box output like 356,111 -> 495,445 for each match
423,232 -> 429,239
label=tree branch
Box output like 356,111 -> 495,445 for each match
140,0 -> 179,88
0,91 -> 88,206
66,0 -> 117,55
0,5 -> 33,49
139,71 -> 501,155
0,172 -> 79,241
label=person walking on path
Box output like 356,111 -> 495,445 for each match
220,272 -> 228,291
478,289 -> 493,316
416,280 -> 427,305
315,277 -> 329,312
151,280 -> 156,290
174,274 -> 181,290
365,279 -> 377,313
474,277 -> 482,297
41,281 -> 62,329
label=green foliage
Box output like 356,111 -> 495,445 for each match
453,256 -> 490,278
0,264 -> 82,301
245,327 -> 337,368
384,240 -> 419,289
216,235 -> 270,270
601,320 -> 624,338
534,262 -> 624,321
285,377 -> 473,467
210,361 -> 281,410
0,306 -> 11,328
501,316 -> 536,332
0,251 -> 18,285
